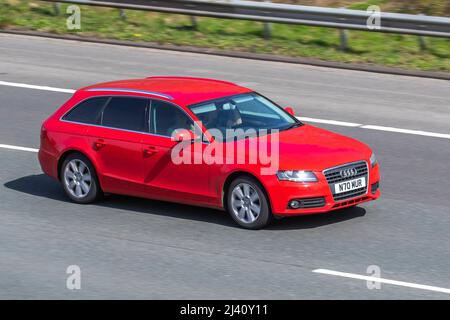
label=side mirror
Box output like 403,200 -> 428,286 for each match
284,107 -> 295,116
172,129 -> 200,142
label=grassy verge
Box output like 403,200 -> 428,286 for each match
1,0 -> 449,72
274,1 -> 450,17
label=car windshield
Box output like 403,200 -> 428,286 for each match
188,93 -> 300,138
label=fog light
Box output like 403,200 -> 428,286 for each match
371,181 -> 380,194
289,200 -> 302,209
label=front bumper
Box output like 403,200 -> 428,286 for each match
268,163 -> 381,216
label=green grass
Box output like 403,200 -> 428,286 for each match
1,0 -> 449,72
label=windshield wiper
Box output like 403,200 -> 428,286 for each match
280,122 -> 303,131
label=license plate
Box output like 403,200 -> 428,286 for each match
334,177 -> 366,194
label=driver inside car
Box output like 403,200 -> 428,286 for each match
218,102 -> 243,130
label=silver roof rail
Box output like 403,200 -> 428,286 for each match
86,88 -> 174,100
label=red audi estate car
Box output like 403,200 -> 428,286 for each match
39,76 -> 380,229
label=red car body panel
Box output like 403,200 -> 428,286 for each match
39,77 -> 380,216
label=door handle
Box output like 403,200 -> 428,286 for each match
143,146 -> 158,156
93,139 -> 105,151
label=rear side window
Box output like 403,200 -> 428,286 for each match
62,97 -> 108,124
101,97 -> 149,132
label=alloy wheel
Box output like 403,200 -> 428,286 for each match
230,183 -> 261,224
64,159 -> 92,199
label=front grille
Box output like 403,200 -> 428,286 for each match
324,162 -> 368,184
324,161 -> 369,202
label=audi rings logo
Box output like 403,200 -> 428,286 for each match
340,168 -> 358,178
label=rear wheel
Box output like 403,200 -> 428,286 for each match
61,153 -> 101,204
227,176 -> 272,229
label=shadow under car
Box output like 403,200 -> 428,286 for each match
4,174 -> 366,230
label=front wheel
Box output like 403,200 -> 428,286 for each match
227,177 -> 272,229
61,153 -> 102,204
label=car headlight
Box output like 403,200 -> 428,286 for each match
276,170 -> 318,182
370,153 -> 377,167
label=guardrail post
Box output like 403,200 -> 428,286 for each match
53,2 -> 61,16
339,29 -> 349,51
190,16 -> 198,30
338,7 -> 349,51
119,9 -> 127,20
263,21 -> 272,39
263,0 -> 272,39
418,36 -> 427,51
417,14 -> 427,51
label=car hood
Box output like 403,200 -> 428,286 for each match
273,124 -> 372,171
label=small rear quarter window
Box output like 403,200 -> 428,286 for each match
62,97 -> 109,124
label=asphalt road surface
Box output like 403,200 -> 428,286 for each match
0,34 -> 449,299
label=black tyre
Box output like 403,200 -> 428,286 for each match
60,153 -> 102,204
227,176 -> 272,229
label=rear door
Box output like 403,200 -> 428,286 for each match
86,96 -> 150,195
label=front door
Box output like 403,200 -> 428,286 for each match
141,99 -> 212,206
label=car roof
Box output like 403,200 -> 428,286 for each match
80,76 -> 252,106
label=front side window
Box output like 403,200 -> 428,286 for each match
189,93 -> 299,136
62,97 -> 109,124
101,97 -> 149,132
150,100 -> 194,137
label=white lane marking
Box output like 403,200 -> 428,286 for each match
0,81 -> 75,94
313,269 -> 450,295
0,144 -> 38,153
361,125 -> 450,139
1,80 -> 450,140
297,116 -> 361,127
296,117 -> 450,139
